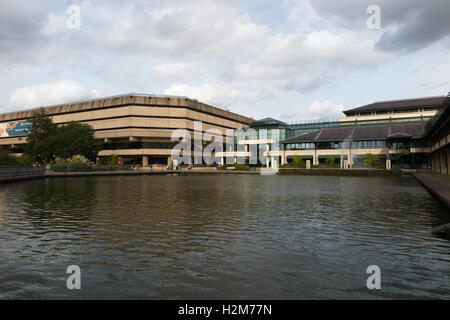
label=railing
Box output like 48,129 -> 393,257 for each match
0,166 -> 45,181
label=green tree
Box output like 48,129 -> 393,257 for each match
53,122 -> 102,162
0,149 -> 17,165
292,155 -> 305,168
24,108 -> 57,162
325,156 -> 335,167
363,153 -> 379,167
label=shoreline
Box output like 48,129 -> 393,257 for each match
411,172 -> 450,211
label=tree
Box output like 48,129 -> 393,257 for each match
0,149 -> 17,165
53,122 -> 102,162
292,155 -> 305,168
24,108 -> 57,162
363,153 -> 379,167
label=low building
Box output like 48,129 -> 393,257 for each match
282,122 -> 428,169
280,95 -> 448,170
0,93 -> 253,166
231,95 -> 446,168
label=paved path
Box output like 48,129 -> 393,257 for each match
412,172 -> 450,211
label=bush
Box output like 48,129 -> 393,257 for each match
292,155 -> 305,168
98,155 -> 118,166
363,153 -> 379,167
16,154 -> 34,165
0,149 -> 18,165
325,156 -> 335,167
51,155 -> 94,172
218,163 -> 249,170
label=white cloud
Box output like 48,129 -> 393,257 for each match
87,0 -> 270,61
40,14 -> 66,36
281,101 -> 345,120
7,81 -> 102,111
234,30 -> 388,80
152,63 -> 205,81
164,83 -> 277,108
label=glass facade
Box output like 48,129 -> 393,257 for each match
284,140 -> 388,150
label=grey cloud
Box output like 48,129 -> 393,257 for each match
0,1 -> 62,64
309,0 -> 450,53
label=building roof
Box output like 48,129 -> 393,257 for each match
0,93 -> 254,125
249,117 -> 287,128
283,122 -> 426,143
343,96 -> 446,115
423,92 -> 450,139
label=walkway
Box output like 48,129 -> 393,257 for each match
412,172 -> 450,211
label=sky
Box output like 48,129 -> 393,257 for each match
0,0 -> 449,121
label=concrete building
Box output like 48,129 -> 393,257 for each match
423,94 -> 450,175
280,95 -> 447,170
339,96 -> 444,125
229,95 -> 446,169
0,93 -> 253,166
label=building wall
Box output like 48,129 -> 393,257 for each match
0,94 -> 253,166
339,110 -> 437,124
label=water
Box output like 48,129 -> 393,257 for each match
0,175 -> 449,299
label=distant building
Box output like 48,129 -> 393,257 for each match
0,93 -> 253,166
280,96 -> 447,170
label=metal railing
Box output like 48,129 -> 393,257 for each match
0,166 -> 45,181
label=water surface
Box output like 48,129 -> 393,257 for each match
0,175 -> 449,299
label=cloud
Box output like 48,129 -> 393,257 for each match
7,80 -> 102,111
152,63 -> 206,81
85,0 -> 270,61
233,30 -> 387,80
281,101 -> 345,120
375,0 -> 450,53
40,13 -> 67,36
304,0 -> 450,54
164,83 -> 277,108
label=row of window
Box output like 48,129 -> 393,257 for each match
284,140 -> 388,150
102,142 -> 177,150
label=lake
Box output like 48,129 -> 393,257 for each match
0,174 -> 449,299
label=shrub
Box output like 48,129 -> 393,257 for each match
292,155 -> 305,168
51,155 -> 94,172
98,155 -> 118,166
16,154 -> 34,165
218,163 -> 249,170
325,156 -> 335,167
363,153 -> 379,167
0,150 -> 17,165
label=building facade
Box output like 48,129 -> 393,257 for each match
423,94 -> 450,175
280,96 -> 447,169
0,94 -> 253,166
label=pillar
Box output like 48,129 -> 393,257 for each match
306,160 -> 311,169
313,156 -> 318,165
446,144 -> 450,174
386,159 -> 391,170
142,156 -> 149,167
167,156 -> 173,167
